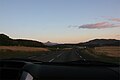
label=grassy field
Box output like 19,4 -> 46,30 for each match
0,46 -> 49,59
94,46 -> 120,57
0,46 -> 49,52
86,46 -> 120,63
0,46 -> 69,59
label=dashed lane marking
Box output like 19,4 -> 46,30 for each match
83,59 -> 86,61
49,52 -> 63,62
49,58 -> 55,62
28,56 -> 37,59
75,50 -> 86,61
79,55 -> 83,58
75,51 -> 83,58
57,53 -> 63,57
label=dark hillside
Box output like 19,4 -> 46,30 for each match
78,39 -> 120,47
0,34 -> 13,46
14,39 -> 45,47
0,34 -> 45,47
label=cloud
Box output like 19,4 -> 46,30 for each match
68,17 -> 120,29
115,35 -> 120,37
79,22 -> 120,29
109,18 -> 120,22
70,22 -> 120,29
102,16 -> 120,22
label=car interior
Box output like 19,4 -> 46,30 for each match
0,59 -> 119,80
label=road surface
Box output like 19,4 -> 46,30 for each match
28,48 -> 96,62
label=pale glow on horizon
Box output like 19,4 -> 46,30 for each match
10,30 -> 120,44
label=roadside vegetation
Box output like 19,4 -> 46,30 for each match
94,46 -> 120,57
0,46 -> 49,52
0,46 -> 49,59
0,46 -> 67,59
86,46 -> 120,63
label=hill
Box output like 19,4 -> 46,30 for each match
0,34 -> 45,47
78,39 -> 120,47
0,34 -> 119,47
52,39 -> 120,48
44,41 -> 58,46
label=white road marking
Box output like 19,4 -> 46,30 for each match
28,56 -> 37,59
49,52 -> 63,62
75,50 -> 86,61
57,53 -> 62,57
49,58 -> 55,62
83,59 -> 86,61
75,51 -> 80,56
79,55 -> 82,58
75,51 -> 83,58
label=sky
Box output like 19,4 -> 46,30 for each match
0,0 -> 120,43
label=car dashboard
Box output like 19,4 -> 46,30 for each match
0,59 -> 119,80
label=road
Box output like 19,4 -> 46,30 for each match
28,48 -> 96,62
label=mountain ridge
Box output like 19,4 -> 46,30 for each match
0,34 -> 45,47
78,39 -> 120,47
0,34 -> 119,47
44,41 -> 58,46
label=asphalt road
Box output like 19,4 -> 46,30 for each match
28,48 -> 95,62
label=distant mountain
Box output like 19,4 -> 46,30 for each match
1,34 -> 119,47
78,39 -> 120,47
44,41 -> 58,46
0,34 -> 45,47
53,39 -> 120,48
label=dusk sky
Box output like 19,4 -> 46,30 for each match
0,0 -> 120,43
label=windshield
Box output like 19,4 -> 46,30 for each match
0,0 -> 120,64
